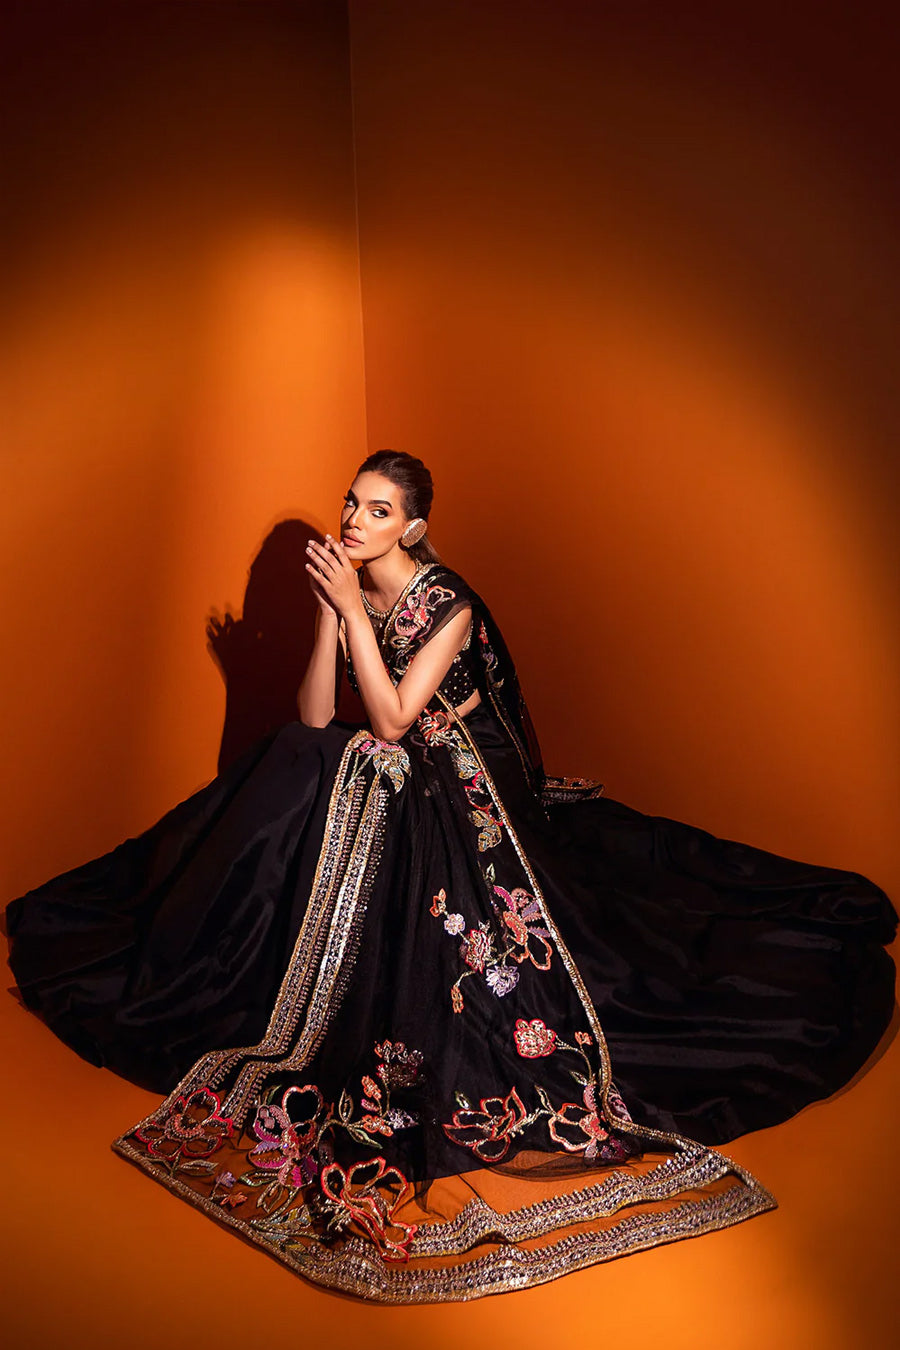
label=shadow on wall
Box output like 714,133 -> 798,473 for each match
206,519 -> 364,773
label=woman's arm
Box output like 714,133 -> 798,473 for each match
306,535 -> 472,741
297,605 -> 341,728
344,603 -> 473,741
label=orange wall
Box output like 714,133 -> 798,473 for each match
349,0 -> 900,896
1,1 -> 367,897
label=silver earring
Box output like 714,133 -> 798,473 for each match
401,517 -> 427,546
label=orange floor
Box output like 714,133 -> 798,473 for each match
3,938 -> 897,1350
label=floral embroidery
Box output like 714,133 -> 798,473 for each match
249,1085 -> 324,1187
463,770 -> 503,850
209,1041 -> 427,1261
442,1087 -> 528,1162
478,619 -> 504,690
416,713 -> 501,850
352,736 -> 411,794
548,1084 -> 613,1160
209,1168 -> 250,1209
134,1088 -> 234,1168
493,885 -> 553,970
430,869 -> 554,1014
461,926 -> 492,972
443,1027 -> 641,1166
514,1017 -> 557,1057
393,582 -> 457,646
485,964 -> 519,996
320,1158 -> 418,1262
375,1039 -> 424,1089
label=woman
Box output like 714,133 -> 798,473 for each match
5,450 -> 896,1302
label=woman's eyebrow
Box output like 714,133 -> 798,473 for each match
345,488 -> 394,508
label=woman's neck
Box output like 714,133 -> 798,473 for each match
361,552 -> 420,609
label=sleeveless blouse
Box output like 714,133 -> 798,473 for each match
342,562 -> 481,710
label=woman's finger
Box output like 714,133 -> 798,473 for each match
307,540 -> 338,575
324,534 -> 352,570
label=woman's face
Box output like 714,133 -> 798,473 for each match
340,471 -> 411,562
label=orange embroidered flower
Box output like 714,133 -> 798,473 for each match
320,1158 -> 417,1262
548,1084 -> 609,1159
514,1017 -> 558,1058
450,985 -> 465,1013
442,1087 -> 528,1162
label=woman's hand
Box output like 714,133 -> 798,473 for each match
305,535 -> 364,621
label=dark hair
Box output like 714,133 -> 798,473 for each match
354,449 -> 441,564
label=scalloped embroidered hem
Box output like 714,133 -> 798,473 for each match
111,1132 -> 775,1303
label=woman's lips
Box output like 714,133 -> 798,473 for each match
342,536 -> 362,546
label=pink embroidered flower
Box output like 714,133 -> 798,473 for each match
442,1087 -> 528,1162
443,912 -> 465,935
134,1087 -> 234,1161
249,1084 -> 325,1188
575,1031 -> 592,1046
394,583 -> 455,641
548,1083 -> 609,1159
514,1017 -> 558,1058
319,1158 -> 418,1263
460,926 -> 492,972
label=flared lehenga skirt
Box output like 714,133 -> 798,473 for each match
5,700 -> 895,1300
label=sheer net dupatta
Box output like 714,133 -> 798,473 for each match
112,563 -> 775,1302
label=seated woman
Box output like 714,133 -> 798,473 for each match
6,450 -> 896,1302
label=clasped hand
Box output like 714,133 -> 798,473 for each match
305,535 -> 363,620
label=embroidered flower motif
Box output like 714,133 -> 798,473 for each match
450,986 -> 465,1014
547,1083 -> 609,1159
385,1108 -> 419,1130
493,886 -> 553,970
135,1087 -> 234,1161
460,926 -> 493,972
605,1083 -> 634,1125
485,964 -> 519,997
478,620 -> 504,688
355,737 -> 410,793
319,1158 -> 418,1262
360,1114 -> 394,1137
575,1031 -> 592,1046
209,1170 -> 249,1209
249,1085 -> 325,1188
429,888 -> 448,917
465,773 -> 503,850
374,1041 -> 423,1089
417,709 -> 456,748
514,1018 -> 558,1058
442,1088 -> 528,1162
443,912 -> 465,935
393,583 -> 456,643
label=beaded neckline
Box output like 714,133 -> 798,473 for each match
359,563 -> 423,620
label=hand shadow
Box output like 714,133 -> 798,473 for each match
206,518 -> 364,774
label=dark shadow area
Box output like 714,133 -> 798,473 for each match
206,518 -> 365,774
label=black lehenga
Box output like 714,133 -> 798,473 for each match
5,561 -> 896,1301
